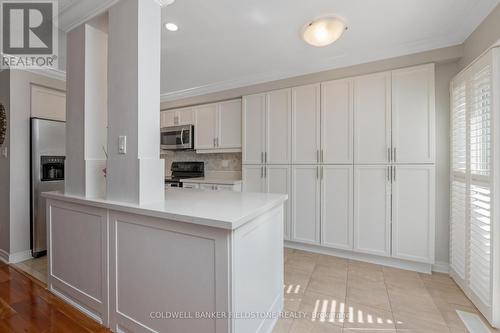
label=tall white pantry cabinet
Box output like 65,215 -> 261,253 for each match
243,63 -> 436,267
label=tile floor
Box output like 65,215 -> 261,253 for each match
13,255 -> 48,284
275,248 -> 500,333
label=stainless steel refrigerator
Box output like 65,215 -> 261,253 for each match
30,118 -> 65,258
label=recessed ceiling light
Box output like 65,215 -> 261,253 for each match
165,23 -> 178,32
302,17 -> 347,47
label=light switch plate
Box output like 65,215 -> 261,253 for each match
118,136 -> 127,154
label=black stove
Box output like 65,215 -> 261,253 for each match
165,162 -> 204,188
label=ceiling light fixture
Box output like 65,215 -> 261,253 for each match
165,23 -> 178,32
302,17 -> 347,47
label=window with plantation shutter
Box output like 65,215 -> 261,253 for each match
450,49 -> 497,326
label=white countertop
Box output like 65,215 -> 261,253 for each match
42,189 -> 287,230
180,174 -> 242,185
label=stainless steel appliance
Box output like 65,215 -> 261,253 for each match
160,125 -> 194,150
165,161 -> 204,188
31,118 -> 65,258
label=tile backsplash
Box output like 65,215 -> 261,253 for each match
161,151 -> 242,176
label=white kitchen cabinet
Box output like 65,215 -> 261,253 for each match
292,165 -> 321,244
242,89 -> 291,165
242,165 -> 266,192
161,109 -> 177,128
353,72 -> 392,164
267,89 -> 292,164
195,100 -> 242,153
292,84 -> 321,164
354,165 -> 391,256
242,94 -> 266,164
321,79 -> 353,164
392,64 -> 435,164
266,165 -> 292,240
161,108 -> 194,127
218,100 -> 242,149
321,165 -> 353,250
391,165 -> 435,263
194,104 -> 218,150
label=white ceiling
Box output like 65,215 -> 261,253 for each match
58,0 -> 499,101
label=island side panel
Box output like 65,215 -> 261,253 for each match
46,198 -> 109,325
232,205 -> 285,333
108,210 -> 231,333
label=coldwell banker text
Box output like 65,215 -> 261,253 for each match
1,0 -> 58,69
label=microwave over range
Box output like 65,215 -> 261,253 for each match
161,125 -> 194,150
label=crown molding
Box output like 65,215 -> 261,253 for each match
59,0 -> 119,32
23,67 -> 66,81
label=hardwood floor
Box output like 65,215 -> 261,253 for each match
0,261 -> 111,333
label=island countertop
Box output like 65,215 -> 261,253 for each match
42,188 -> 287,230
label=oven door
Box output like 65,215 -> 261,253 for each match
160,125 -> 193,150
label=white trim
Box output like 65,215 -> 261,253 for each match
60,0 -> 119,32
23,68 -> 66,81
456,310 -> 493,333
9,250 -> 32,264
0,249 -> 9,264
432,261 -> 450,273
285,241 -> 433,274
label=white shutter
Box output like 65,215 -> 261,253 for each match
450,80 -> 467,280
468,63 -> 492,307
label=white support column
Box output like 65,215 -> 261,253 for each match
107,0 -> 164,205
65,17 -> 108,199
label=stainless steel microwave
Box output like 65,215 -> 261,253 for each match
160,125 -> 194,150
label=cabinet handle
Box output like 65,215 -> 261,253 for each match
316,166 -> 319,179
388,148 -> 391,162
261,166 -> 263,178
387,166 -> 390,182
317,150 -> 320,163
393,147 -> 396,162
321,150 -> 324,163
264,166 -> 267,178
216,137 -> 219,147
393,166 -> 396,182
265,152 -> 267,164
321,166 -> 324,180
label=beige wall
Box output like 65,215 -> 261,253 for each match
0,70 -> 11,256
8,70 -> 65,256
460,4 -> 500,70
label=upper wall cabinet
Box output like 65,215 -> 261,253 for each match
353,72 -> 392,164
194,99 -> 242,153
392,64 -> 435,164
31,85 -> 66,121
292,84 -> 321,164
160,107 -> 194,128
321,79 -> 353,164
243,89 -> 292,165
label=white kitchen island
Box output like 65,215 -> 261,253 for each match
43,189 -> 287,333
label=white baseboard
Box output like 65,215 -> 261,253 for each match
9,250 -> 32,264
285,241 -> 434,274
432,261 -> 450,274
0,249 -> 9,264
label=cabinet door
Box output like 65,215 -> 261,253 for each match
266,165 -> 291,240
321,79 -> 353,164
392,165 -> 435,263
161,110 -> 177,128
242,165 -> 265,192
354,72 -> 391,164
292,84 -> 321,164
354,165 -> 391,256
321,165 -> 353,250
392,64 -> 435,164
267,89 -> 292,164
292,165 -> 320,244
177,108 -> 194,125
194,104 -> 217,150
242,94 -> 266,164
218,100 -> 242,149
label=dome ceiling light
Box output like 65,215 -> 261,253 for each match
302,17 -> 347,47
